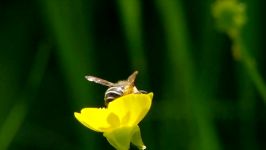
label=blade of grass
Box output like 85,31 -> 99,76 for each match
155,0 -> 221,149
39,0 -> 97,149
0,103 -> 27,150
40,0 -> 96,104
198,0 -> 224,96
116,0 -> 149,84
0,41 -> 51,150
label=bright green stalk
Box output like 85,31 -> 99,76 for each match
40,0 -> 95,104
199,0 -> 224,95
116,0 -> 149,84
40,0 -> 97,149
155,0 -> 221,150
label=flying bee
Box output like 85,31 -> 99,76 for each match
85,71 -> 147,106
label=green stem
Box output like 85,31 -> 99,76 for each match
155,0 -> 221,149
0,103 -> 27,150
233,35 -> 266,102
0,42 -> 51,150
242,54 -> 266,101
116,0 -> 149,85
40,0 -> 97,149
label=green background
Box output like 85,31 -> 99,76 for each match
0,0 -> 265,150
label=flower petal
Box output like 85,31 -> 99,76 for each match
103,126 -> 135,150
108,93 -> 153,126
131,125 -> 146,150
74,108 -> 114,132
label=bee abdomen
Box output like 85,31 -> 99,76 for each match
104,86 -> 124,105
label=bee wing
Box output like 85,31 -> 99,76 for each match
127,71 -> 138,84
85,76 -> 115,87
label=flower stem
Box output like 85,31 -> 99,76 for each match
231,34 -> 266,102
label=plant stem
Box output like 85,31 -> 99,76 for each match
0,103 -> 27,150
232,35 -> 266,102
0,41 -> 51,150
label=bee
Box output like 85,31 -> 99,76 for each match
85,71 -> 147,106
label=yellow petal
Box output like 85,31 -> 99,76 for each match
103,126 -> 135,150
131,125 -> 146,150
74,108 -> 115,132
103,125 -> 146,150
108,93 -> 153,126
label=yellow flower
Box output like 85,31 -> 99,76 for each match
74,93 -> 153,150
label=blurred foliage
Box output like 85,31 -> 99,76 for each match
0,0 -> 266,150
212,0 -> 246,36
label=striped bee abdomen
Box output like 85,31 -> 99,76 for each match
104,86 -> 124,105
